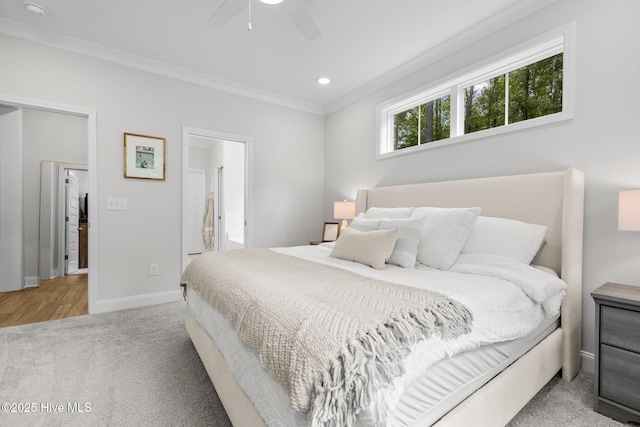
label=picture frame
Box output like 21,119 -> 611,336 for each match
124,133 -> 166,180
322,222 -> 340,242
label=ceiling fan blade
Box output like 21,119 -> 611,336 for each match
282,1 -> 321,41
208,0 -> 247,27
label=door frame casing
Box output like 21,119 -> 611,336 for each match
216,164 -> 224,252
0,94 -> 98,314
181,126 -> 253,273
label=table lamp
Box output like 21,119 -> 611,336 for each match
334,200 -> 356,232
619,189 -> 640,231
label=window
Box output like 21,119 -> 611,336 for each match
393,95 -> 450,150
464,75 -> 506,134
463,53 -> 563,134
377,23 -> 574,159
507,53 -> 563,124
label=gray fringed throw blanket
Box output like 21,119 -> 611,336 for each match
181,249 -> 473,427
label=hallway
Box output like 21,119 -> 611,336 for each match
0,274 -> 88,328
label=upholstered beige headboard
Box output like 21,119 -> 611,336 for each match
355,168 -> 585,380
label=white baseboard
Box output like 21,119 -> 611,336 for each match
580,350 -> 594,374
23,276 -> 39,288
94,289 -> 182,314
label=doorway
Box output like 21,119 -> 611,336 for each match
39,162 -> 89,281
181,126 -> 253,272
0,94 -> 98,316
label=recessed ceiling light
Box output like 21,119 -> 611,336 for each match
317,77 -> 331,85
260,0 -> 283,4
25,3 -> 47,16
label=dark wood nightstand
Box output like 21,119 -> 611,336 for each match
592,282 -> 640,424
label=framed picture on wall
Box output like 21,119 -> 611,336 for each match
322,222 -> 340,242
124,133 -> 166,180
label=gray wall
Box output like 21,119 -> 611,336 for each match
0,107 -> 22,292
1,33 -> 325,303
324,0 -> 640,365
188,146 -> 209,190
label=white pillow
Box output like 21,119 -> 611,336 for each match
349,217 -> 381,232
378,217 -> 426,268
329,227 -> 397,269
363,207 -> 414,219
461,216 -> 547,265
410,207 -> 481,270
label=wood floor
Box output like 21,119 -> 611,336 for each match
0,274 -> 88,328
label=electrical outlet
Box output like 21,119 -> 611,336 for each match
149,263 -> 159,276
106,197 -> 128,210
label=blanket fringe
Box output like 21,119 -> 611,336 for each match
309,299 -> 472,427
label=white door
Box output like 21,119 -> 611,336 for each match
187,169 -> 205,254
221,140 -> 245,249
0,107 -> 23,292
65,171 -> 79,274
216,166 -> 225,251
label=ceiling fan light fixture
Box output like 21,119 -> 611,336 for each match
259,0 -> 284,4
317,77 -> 331,85
25,3 -> 48,16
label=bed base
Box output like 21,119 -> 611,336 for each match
187,318 -> 267,427
187,317 -> 563,427
434,328 -> 563,426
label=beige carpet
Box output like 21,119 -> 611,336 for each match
0,301 -> 231,427
508,371 -> 628,426
0,301 -> 628,426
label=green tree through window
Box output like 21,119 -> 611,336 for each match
463,53 -> 563,135
509,53 -> 563,124
393,95 -> 450,150
394,106 -> 420,150
464,75 -> 506,134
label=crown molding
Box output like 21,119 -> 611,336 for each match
1,0 -> 557,118
0,17 -> 325,116
324,0 -> 559,115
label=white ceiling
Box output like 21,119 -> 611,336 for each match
0,0 -> 554,114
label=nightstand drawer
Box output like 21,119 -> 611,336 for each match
601,306 -> 640,353
600,344 -> 640,412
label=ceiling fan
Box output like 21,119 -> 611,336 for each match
208,0 -> 322,41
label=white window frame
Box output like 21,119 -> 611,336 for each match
377,22 -> 575,160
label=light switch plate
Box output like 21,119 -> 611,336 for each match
106,197 -> 127,210
149,263 -> 159,276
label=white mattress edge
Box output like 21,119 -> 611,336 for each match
186,284 -> 559,427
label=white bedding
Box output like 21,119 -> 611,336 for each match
272,244 -> 566,425
188,244 -> 567,426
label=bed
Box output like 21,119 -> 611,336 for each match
181,168 -> 585,427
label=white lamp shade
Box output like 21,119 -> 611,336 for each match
619,190 -> 640,231
334,201 -> 356,220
